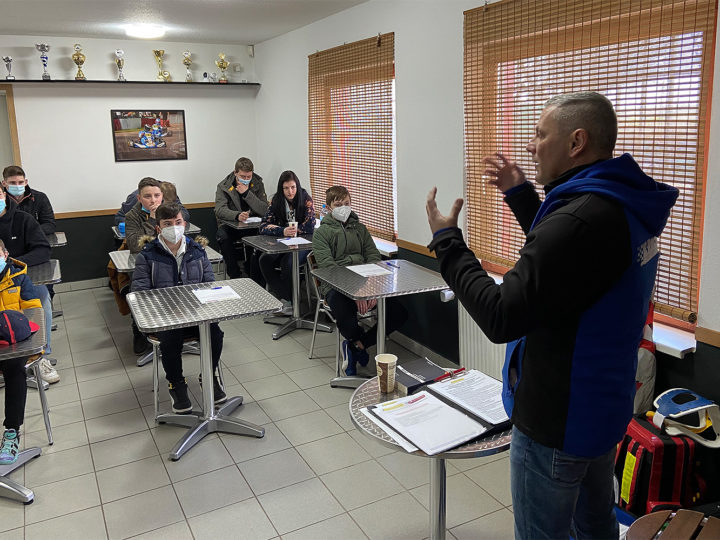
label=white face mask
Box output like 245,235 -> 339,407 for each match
331,205 -> 352,223
160,225 -> 184,244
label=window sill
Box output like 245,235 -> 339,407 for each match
372,237 -> 398,258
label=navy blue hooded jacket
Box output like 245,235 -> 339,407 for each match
429,154 -> 678,457
131,235 -> 214,292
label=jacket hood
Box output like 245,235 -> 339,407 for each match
1,258 -> 28,282
139,234 -> 208,249
535,153 -> 679,237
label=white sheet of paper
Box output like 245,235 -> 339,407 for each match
245,216 -> 262,223
371,391 -> 486,455
347,263 -> 392,277
430,369 -> 509,425
192,286 -> 241,304
360,408 -> 418,452
278,237 -> 312,246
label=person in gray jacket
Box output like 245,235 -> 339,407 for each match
214,157 -> 268,278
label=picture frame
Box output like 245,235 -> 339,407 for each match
111,109 -> 187,162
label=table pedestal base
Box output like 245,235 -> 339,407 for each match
0,447 -> 42,504
264,312 -> 331,340
429,458 -> 447,540
157,396 -> 265,461
330,375 -> 369,389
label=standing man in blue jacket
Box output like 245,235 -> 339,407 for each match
426,92 -> 678,539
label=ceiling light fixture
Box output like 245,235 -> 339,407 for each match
125,24 -> 166,39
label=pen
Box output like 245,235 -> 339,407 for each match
211,286 -> 222,290
434,367 -> 466,383
385,261 -> 399,268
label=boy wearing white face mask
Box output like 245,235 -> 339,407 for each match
131,203 -> 226,414
312,186 -> 407,376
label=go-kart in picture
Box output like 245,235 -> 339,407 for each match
111,110 -> 187,162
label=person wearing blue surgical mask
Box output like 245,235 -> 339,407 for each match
2,165 -> 56,236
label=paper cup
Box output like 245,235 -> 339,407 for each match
375,353 -> 397,393
288,221 -> 298,237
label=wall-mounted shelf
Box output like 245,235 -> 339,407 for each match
1,79 -> 260,86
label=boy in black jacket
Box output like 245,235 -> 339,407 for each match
2,166 -> 55,235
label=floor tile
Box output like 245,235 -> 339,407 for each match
321,459 -> 405,510
246,335 -> 307,358
164,437 -> 234,483
174,465 -> 253,518
220,422 -> 291,463
325,402 -> 355,431
70,334 -> 116,354
465,456 -> 512,506
91,429 -> 159,470
150,426 -> 217,455
96,455 -> 170,503
347,429 -> 397,458
450,507 -> 515,540
24,401 -> 84,433
257,391 -> 320,421
0,498 -> 25,533
24,444 -> 94,487
85,408 -> 148,443
227,358 -> 282,382
71,345 -> 121,366
243,373 -> 301,401
303,385 -> 353,408
275,409 -> 344,446
351,491 -> 429,540
102,485 -> 184,540
77,373 -> 133,400
257,478 -> 344,535
377,450 -> 432,489
269,351 -> 324,372
238,448 -> 315,495
296,432 -> 371,476
23,420 -> 88,455
25,506 -> 107,540
74,361 -> 127,382
284,364 -> 335,389
81,388 -> 140,420
281,513 -> 366,540
25,473 -> 101,525
128,520 -> 194,540
188,497 -> 277,540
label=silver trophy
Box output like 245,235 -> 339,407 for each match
35,43 -> 51,80
2,56 -> 14,80
182,51 -> 192,82
114,49 -> 126,81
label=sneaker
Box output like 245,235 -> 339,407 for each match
280,299 -> 293,316
0,429 -> 19,465
355,347 -> 370,368
341,340 -> 357,376
38,358 -> 60,384
133,333 -> 150,355
168,380 -> 192,414
199,374 -> 228,404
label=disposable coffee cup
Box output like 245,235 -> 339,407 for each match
288,221 -> 298,237
375,353 -> 397,393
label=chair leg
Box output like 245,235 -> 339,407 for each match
152,343 -> 160,421
308,300 -> 322,359
32,362 -> 53,445
335,325 -> 342,376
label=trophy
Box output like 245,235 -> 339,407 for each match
182,51 -> 192,82
114,49 -> 126,81
215,53 -> 229,83
152,49 -> 170,82
72,44 -> 86,80
35,43 -> 51,80
2,56 -> 14,80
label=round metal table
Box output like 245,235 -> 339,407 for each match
349,378 -> 511,540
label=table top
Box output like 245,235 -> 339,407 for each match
113,222 -> 202,240
127,278 -> 282,333
109,246 -> 223,274
350,378 -> 512,459
27,259 -> 62,285
242,234 -> 314,254
312,259 -> 447,301
0,307 -> 47,361
223,220 -> 262,231
47,231 -> 67,248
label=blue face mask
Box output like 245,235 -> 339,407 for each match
0,199 -> 6,214
236,177 -> 251,186
0,257 -> 6,274
141,206 -> 150,214
7,185 -> 24,197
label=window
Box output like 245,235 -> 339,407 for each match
464,0 -> 716,324
308,33 -> 397,241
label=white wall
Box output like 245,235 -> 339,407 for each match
0,34 -> 258,212
255,0 -> 476,240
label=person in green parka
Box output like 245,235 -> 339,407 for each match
312,186 -> 407,376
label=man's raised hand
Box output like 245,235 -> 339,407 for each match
483,153 -> 526,193
426,187 -> 463,234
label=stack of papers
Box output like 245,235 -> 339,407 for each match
245,217 -> 262,223
192,286 -> 241,304
278,237 -> 312,246
347,263 -> 392,277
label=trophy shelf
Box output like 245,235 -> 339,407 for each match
2,80 -> 260,86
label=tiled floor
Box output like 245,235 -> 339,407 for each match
0,286 -> 515,539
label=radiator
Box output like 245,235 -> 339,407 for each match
458,302 -> 506,381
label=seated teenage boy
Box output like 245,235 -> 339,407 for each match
125,177 -> 164,254
115,181 -> 190,226
0,238 -> 47,464
0,189 -> 57,383
312,186 -> 407,375
131,203 -> 226,413
214,157 -> 268,278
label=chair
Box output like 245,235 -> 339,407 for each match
25,354 -> 53,445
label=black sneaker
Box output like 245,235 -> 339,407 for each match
199,374 -> 228,404
168,380 -> 192,413
132,324 -> 150,355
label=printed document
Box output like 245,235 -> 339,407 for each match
369,391 -> 486,455
360,408 -> 418,453
244,217 -> 262,223
347,264 -> 392,277
278,237 -> 312,246
192,286 -> 241,304
429,369 -> 509,426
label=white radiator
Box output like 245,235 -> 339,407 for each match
458,302 -> 506,381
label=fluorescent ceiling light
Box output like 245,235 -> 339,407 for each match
125,24 -> 166,39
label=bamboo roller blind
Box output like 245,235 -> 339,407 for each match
308,33 -> 396,241
464,0 -> 716,323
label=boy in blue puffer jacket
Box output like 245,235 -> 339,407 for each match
131,203 -> 226,414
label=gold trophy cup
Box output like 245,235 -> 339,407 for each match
114,49 -> 126,81
72,44 -> 86,80
153,49 -> 170,82
215,53 -> 229,83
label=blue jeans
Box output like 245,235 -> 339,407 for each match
38,285 -> 52,355
510,426 -> 618,540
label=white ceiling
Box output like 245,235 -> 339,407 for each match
0,0 -> 370,45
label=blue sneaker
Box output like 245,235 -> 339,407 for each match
341,340 -> 357,376
0,429 -> 19,465
355,347 -> 369,367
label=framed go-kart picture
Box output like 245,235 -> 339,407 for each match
111,110 -> 187,162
